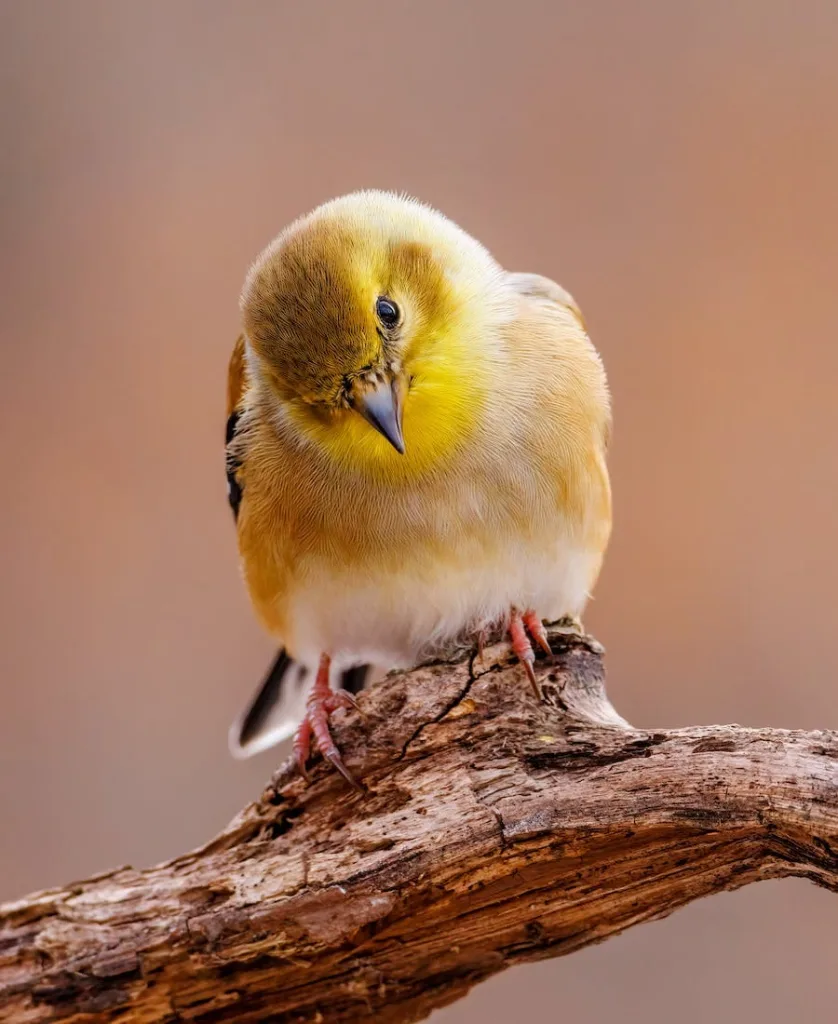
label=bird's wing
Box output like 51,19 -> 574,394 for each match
505,268 -> 612,605
505,272 -> 587,331
225,334 -> 248,521
228,650 -> 309,758
226,336 -> 303,756
225,336 -> 370,759
506,271 -> 611,452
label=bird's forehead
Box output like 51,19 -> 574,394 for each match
285,217 -> 450,310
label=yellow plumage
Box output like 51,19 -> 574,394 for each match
226,191 -> 611,777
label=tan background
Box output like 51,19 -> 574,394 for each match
2,1 -> 837,1020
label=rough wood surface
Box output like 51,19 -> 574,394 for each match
2,626 -> 838,1023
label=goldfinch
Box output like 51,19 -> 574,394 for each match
226,190 -> 611,785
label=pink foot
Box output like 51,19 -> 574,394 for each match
293,654 -> 363,792
508,609 -> 551,698
523,610 -> 552,658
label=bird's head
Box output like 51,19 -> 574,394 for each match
240,191 -> 505,474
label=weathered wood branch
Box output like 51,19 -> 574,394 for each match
2,626 -> 838,1023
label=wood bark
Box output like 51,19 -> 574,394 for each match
2,626 -> 838,1023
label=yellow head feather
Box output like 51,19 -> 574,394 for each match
240,191 -> 507,479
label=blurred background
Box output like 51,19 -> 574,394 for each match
2,1 -> 837,1020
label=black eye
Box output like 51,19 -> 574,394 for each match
375,296 -> 400,328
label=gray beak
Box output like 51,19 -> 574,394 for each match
352,377 -> 405,454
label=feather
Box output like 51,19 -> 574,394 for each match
228,649 -> 308,758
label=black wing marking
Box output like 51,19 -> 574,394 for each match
235,648 -> 300,749
226,334 -> 248,522
226,410 -> 244,521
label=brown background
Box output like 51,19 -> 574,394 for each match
2,2 -> 837,1020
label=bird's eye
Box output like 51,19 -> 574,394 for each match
375,296 -> 400,329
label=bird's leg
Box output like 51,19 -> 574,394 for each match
508,609 -> 542,699
295,653 -> 363,792
523,610 -> 553,658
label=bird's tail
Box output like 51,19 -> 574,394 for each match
228,650 -> 369,758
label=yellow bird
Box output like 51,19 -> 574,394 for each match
226,190 -> 611,786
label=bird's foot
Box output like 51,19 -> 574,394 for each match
523,610 -> 553,657
508,608 -> 553,699
292,654 -> 363,792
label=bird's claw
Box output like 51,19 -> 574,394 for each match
523,610 -> 554,660
520,652 -> 542,699
509,608 -> 551,699
327,751 -> 366,794
324,689 -> 361,714
292,654 -> 364,792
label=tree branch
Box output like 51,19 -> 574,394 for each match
2,627 -> 838,1023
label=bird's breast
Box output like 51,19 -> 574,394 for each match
240,430 -> 607,667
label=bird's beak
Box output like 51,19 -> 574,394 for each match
351,376 -> 405,454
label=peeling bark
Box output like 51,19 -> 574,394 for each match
2,627 -> 838,1023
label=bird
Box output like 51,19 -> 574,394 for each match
226,190 -> 612,787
